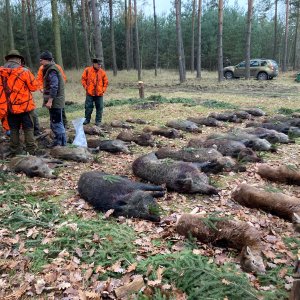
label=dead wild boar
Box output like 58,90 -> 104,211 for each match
143,126 -> 183,139
111,120 -> 134,129
117,131 -> 155,147
126,118 -> 148,124
187,116 -> 223,127
207,132 -> 273,151
231,110 -> 252,120
176,214 -> 265,274
241,127 -> 291,144
208,112 -> 242,123
246,121 -> 292,135
243,108 -> 266,117
9,156 -> 56,178
99,139 -> 130,154
84,125 -> 105,136
166,120 -> 202,133
50,146 -> 92,162
187,138 -> 261,162
132,152 -> 218,194
232,183 -> 300,222
257,164 -> 300,185
78,171 -> 164,221
155,147 -> 240,173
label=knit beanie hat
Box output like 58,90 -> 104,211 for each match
40,51 -> 53,61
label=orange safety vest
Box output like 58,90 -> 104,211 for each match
1,115 -> 9,131
36,64 -> 67,90
0,65 -> 38,115
81,66 -> 109,96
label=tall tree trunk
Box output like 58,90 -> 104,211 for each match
81,0 -> 91,66
5,0 -> 15,50
134,0 -> 141,80
196,0 -> 202,79
153,0 -> 159,76
218,0 -> 224,82
175,0 -> 186,83
69,0 -> 80,69
51,0 -> 64,68
0,6 -> 5,65
109,0 -> 117,76
91,0 -> 104,63
273,0 -> 278,59
125,0 -> 130,70
282,0 -> 289,72
21,0 -> 32,68
191,0 -> 196,73
129,0 -> 134,68
245,0 -> 254,80
26,0 -> 40,67
293,1 -> 300,69
86,0 -> 92,53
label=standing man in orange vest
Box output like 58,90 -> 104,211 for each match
0,50 -> 38,155
81,58 -> 109,126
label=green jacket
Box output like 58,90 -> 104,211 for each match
43,63 -> 65,109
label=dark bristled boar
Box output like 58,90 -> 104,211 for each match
132,152 -> 218,194
78,171 -> 165,221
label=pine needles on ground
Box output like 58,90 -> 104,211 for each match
137,250 -> 258,300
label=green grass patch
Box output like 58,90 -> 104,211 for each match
277,107 -> 300,115
137,251 -> 259,300
200,99 -> 239,110
0,177 -> 137,273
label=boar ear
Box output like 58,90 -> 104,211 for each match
292,213 -> 300,223
246,246 -> 253,257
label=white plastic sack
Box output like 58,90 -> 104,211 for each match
72,117 -> 87,147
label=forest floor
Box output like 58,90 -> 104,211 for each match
0,69 -> 300,299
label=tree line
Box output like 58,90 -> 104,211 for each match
1,0 -> 300,80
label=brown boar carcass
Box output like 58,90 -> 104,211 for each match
126,118 -> 148,124
208,112 -> 242,123
257,164 -> 300,185
187,116 -> 223,127
143,126 -> 183,139
84,125 -> 105,136
132,152 -> 218,194
187,138 -> 261,162
155,147 -> 241,173
50,146 -> 92,162
9,156 -> 58,178
176,214 -> 265,274
166,120 -> 202,133
207,132 -> 273,151
243,108 -> 266,117
111,120 -> 134,129
232,183 -> 300,223
78,171 -> 164,221
117,131 -> 155,146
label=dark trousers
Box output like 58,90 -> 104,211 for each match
7,111 -> 37,155
85,95 -> 103,123
49,108 -> 66,146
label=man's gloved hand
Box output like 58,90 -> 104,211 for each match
6,130 -> 11,136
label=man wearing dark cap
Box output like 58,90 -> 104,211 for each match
81,58 -> 109,126
0,49 -> 38,155
39,50 -> 66,147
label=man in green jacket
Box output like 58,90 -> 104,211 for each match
39,50 -> 66,147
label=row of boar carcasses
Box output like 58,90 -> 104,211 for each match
2,107 -> 300,294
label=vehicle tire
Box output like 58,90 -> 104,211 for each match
257,72 -> 268,80
269,76 -> 274,80
224,71 -> 234,80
